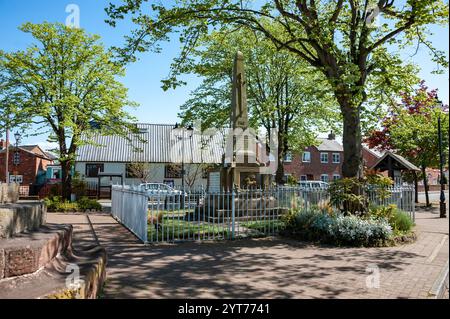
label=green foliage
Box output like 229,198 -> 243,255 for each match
280,209 -> 300,232
44,196 -> 102,212
175,27 -> 340,176
76,197 -> 102,212
329,174 -> 396,215
391,210 -> 414,233
71,176 -> 88,198
104,0 -> 447,178
44,196 -> 78,213
0,22 -> 137,198
369,204 -> 414,233
328,178 -> 368,215
286,175 -> 298,187
283,208 -> 393,247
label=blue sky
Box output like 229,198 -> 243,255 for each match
0,0 -> 448,148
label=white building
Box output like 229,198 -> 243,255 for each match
75,124 -> 226,190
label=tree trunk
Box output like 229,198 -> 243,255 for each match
413,171 -> 419,204
341,104 -> 363,179
275,153 -> 285,185
421,165 -> 430,207
60,160 -> 72,201
275,132 -> 285,185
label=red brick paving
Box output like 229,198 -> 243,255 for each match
46,206 -> 448,299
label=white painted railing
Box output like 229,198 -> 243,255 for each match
111,185 -> 415,244
111,185 -> 148,243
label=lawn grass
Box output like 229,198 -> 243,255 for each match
148,216 -> 230,242
240,220 -> 285,233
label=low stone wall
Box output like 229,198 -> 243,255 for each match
0,184 -> 19,204
0,224 -> 72,279
0,202 -> 47,239
0,224 -> 107,299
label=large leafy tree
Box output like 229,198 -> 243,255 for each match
0,22 -> 137,199
105,0 -> 447,180
177,27 -> 340,183
365,81 -> 449,206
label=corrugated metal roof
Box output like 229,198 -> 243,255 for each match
317,138 -> 344,152
76,124 -> 227,164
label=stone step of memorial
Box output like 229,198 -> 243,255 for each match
0,224 -> 107,299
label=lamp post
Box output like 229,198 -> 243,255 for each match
437,102 -> 447,218
5,128 -> 9,184
12,132 -> 21,184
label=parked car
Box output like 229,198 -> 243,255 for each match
298,181 -> 329,190
139,183 -> 187,200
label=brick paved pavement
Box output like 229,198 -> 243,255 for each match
46,205 -> 448,299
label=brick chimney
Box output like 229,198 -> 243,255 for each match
328,131 -> 336,140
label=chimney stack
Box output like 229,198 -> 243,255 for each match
328,131 -> 336,140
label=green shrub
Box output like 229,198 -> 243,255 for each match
56,202 -> 79,212
283,208 -> 393,246
77,197 -> 102,212
71,177 -> 88,198
390,210 -> 414,233
44,196 -> 79,212
369,205 -> 414,233
328,178 -> 368,215
44,195 -> 102,213
286,175 -> 298,186
44,196 -> 61,212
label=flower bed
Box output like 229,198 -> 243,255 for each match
281,204 -> 415,247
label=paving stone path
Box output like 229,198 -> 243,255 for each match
46,205 -> 448,299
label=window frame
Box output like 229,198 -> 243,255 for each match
333,174 -> 340,181
165,164 -> 182,179
320,152 -> 329,164
332,153 -> 341,164
284,152 -> 293,163
320,174 -> 329,183
302,151 -> 311,163
85,163 -> 104,178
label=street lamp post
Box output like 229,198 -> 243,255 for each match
13,132 -> 21,184
5,128 -> 9,184
437,113 -> 447,218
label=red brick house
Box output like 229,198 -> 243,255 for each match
283,133 -> 381,182
0,141 -> 54,189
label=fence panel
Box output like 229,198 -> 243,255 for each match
112,184 -> 415,244
111,185 -> 148,243
367,185 -> 415,221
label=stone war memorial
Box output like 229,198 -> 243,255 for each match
221,51 -> 273,190
0,184 -> 106,299
193,51 -> 285,223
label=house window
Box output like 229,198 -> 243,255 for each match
85,163 -> 104,178
125,163 -> 144,179
332,153 -> 340,163
9,175 -> 23,184
321,174 -> 329,183
165,164 -> 182,178
284,152 -> 293,163
320,153 -> 329,163
333,174 -> 340,181
13,152 -> 20,165
300,175 -> 307,181
302,152 -> 311,163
